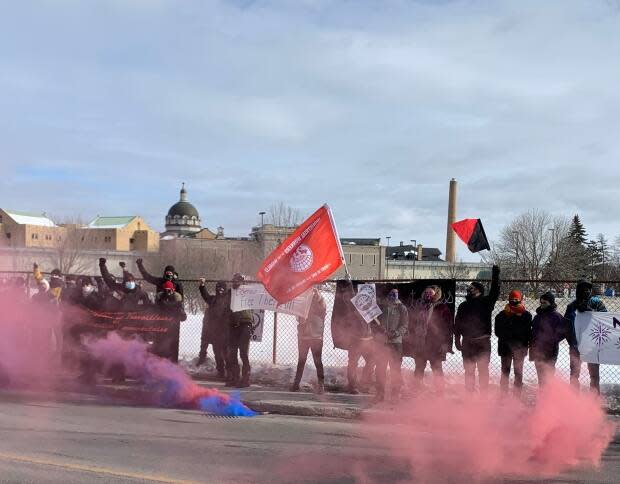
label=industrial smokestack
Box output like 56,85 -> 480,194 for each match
445,178 -> 457,263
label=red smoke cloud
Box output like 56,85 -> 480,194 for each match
364,377 -> 615,482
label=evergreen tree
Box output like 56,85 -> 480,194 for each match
568,215 -> 588,246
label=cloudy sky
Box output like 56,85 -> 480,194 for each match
1,0 -> 619,261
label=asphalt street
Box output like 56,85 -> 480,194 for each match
0,392 -> 619,484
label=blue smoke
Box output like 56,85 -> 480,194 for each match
198,392 -> 257,417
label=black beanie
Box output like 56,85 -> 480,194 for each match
540,291 -> 556,306
471,281 -> 485,294
164,265 -> 175,273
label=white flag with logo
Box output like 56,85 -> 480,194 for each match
575,312 -> 620,364
350,283 -> 382,324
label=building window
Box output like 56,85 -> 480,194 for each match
6,233 -> 10,239
361,254 -> 364,265
129,238 -> 135,244
348,254 -> 352,264
373,255 -> 376,265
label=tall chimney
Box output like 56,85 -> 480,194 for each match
445,178 -> 457,263
417,244 -> 424,261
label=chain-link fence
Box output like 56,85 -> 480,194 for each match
3,271 -> 620,386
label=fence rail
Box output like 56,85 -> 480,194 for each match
3,271 -> 620,386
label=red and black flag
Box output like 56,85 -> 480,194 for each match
452,218 -> 491,253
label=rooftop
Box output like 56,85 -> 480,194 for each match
1,209 -> 56,227
88,216 -> 137,229
340,238 -> 381,246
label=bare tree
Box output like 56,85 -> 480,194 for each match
484,210 -> 570,285
47,217 -> 90,274
267,202 -> 302,228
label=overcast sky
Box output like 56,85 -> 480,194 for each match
1,0 -> 619,261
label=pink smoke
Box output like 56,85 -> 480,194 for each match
0,290 -> 63,389
84,332 -> 256,416
364,377 -> 615,482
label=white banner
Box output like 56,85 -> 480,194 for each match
351,283 -> 382,324
231,284 -> 313,319
576,312 -> 620,364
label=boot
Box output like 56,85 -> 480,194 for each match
196,356 -> 206,367
316,381 -> 325,394
237,375 -> 250,388
290,382 -> 300,392
372,391 -> 385,404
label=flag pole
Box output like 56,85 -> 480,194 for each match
325,204 -> 350,281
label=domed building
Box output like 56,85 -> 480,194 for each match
163,183 -> 202,237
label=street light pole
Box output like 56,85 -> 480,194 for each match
386,236 -> 391,278
259,211 -> 266,227
410,239 -> 417,280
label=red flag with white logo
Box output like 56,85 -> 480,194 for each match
257,204 -> 344,304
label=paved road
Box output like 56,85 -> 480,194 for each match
0,392 -> 619,483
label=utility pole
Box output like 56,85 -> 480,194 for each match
410,239 -> 417,280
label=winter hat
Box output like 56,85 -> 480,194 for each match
509,290 -> 523,302
163,281 -> 175,291
164,265 -> 175,274
471,281 -> 485,294
123,271 -> 135,282
540,291 -> 556,306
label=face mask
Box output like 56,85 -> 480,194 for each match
164,273 -> 174,281
82,285 -> 95,296
422,290 -> 435,302
388,292 -> 398,302
125,281 -> 136,290
509,300 -> 521,306
539,301 -> 550,310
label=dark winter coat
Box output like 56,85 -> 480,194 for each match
565,296 -> 607,349
330,286 -> 372,350
454,269 -> 500,342
529,307 -> 567,362
99,261 -> 151,310
407,302 -> 453,360
199,285 -> 232,338
136,260 -> 184,297
494,309 -> 533,357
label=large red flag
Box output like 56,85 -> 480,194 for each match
257,204 -> 344,304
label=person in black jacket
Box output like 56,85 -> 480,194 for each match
565,280 -> 607,393
529,292 -> 566,387
455,265 -> 500,392
197,279 -> 230,380
494,289 -> 532,395
227,273 -> 254,388
99,259 -> 151,310
136,258 -> 184,297
153,281 -> 186,364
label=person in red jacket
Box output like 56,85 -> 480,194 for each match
410,285 -> 453,393
494,290 -> 532,396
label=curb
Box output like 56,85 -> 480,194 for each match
244,399 -> 364,419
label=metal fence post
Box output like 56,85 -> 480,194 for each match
272,312 -> 278,365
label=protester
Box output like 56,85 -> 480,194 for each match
409,285 -> 453,393
373,287 -> 408,403
566,280 -> 607,393
290,287 -> 327,393
226,273 -> 254,388
529,292 -> 566,387
136,258 -> 184,297
494,289 -> 532,395
154,280 -> 186,363
33,263 -> 64,303
332,281 -> 375,394
454,265 -> 500,393
99,259 -> 150,310
198,279 -> 231,380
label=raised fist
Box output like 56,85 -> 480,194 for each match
119,261 -> 126,268
136,258 -> 143,265
99,258 -> 106,265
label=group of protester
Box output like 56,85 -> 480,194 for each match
0,259 -> 190,384
288,265 -> 608,403
0,261 -> 609,400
